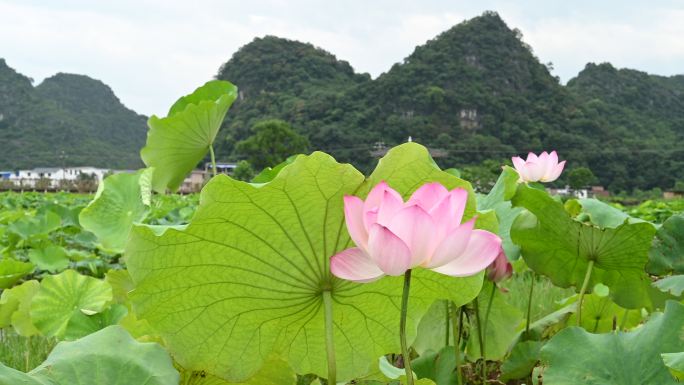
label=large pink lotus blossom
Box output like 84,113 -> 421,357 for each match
330,181 -> 502,283
512,151 -> 565,183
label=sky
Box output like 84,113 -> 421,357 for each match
1,0 -> 683,116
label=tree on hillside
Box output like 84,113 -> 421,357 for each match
673,181 -> 684,192
235,119 -> 310,170
568,167 -> 598,190
232,160 -> 255,182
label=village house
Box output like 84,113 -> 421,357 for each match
664,190 -> 684,199
2,162 -> 241,193
546,185 -> 610,199
0,167 -> 111,189
179,162 -> 238,193
180,170 -> 208,194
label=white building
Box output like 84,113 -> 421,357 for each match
1,167 -> 111,188
204,162 -> 237,175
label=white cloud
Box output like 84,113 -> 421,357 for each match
497,5 -> 684,82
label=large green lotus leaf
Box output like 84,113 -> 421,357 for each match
466,281 -> 524,360
63,303 -> 128,340
8,211 -> 61,239
0,325 -> 179,385
104,269 -> 160,341
511,184 -> 656,309
8,280 -> 40,336
38,203 -> 82,228
0,280 -> 39,333
28,245 -> 69,272
411,346 -> 460,385
654,275 -> 684,297
251,155 -> 300,184
411,300 -> 450,356
29,269 -> 112,338
0,365 -> 43,385
126,143 -> 484,382
180,356 -> 297,385
478,166 -> 518,209
491,202 -> 523,261
0,284 -> 18,327
662,352 -> 684,380
478,166 -> 522,260
141,80 -> 238,192
539,300 -> 684,385
475,209 -> 499,234
525,302 -> 576,340
566,292 -> 642,333
500,340 -> 543,382
578,198 -> 648,228
647,214 -> 684,276
79,168 -> 153,252
65,248 -> 95,262
105,269 -> 135,303
0,258 -> 35,289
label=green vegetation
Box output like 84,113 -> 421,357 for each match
1,188 -> 680,384
2,12 -> 682,193
616,199 -> 684,223
0,61 -> 146,169
567,167 -> 597,190
140,80 -> 238,192
2,36 -> 684,383
235,119 -> 310,170
567,63 -> 684,192
214,12 -> 684,193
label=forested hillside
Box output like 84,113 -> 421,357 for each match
216,12 -> 683,192
0,60 -> 145,170
566,63 -> 684,190
1,12 -> 682,191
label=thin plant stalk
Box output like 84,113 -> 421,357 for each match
473,297 -> 486,383
525,272 -> 535,335
209,144 -> 217,177
323,290 -> 337,385
25,336 -> 30,372
450,303 -> 463,385
445,300 -> 450,347
481,283 -> 497,381
577,260 -> 596,326
400,269 -> 414,385
619,309 -> 630,331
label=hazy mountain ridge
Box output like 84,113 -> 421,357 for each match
1,11 -> 682,191
0,59 -> 146,170
215,12 -> 683,190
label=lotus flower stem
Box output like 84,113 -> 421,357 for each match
474,297 -> 486,383
450,302 -> 463,385
400,269 -> 414,385
322,290 -> 337,385
445,300 -> 450,347
209,144 -> 217,177
482,283 -> 497,381
577,260 -> 595,326
25,336 -> 30,372
525,273 -> 535,335
451,302 -> 463,385
619,309 -> 630,331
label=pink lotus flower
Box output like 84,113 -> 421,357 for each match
487,251 -> 513,283
330,181 -> 502,283
512,151 -> 566,183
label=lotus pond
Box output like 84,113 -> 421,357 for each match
0,81 -> 682,385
